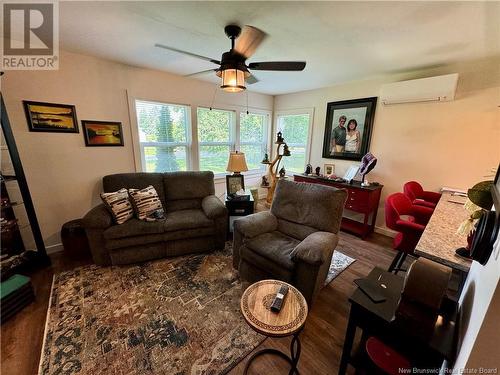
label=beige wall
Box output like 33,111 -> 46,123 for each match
273,58 -> 500,234
1,50 -> 273,251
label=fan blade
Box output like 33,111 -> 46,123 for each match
155,43 -> 220,65
246,74 -> 259,85
184,69 -> 219,77
248,61 -> 306,71
234,26 -> 267,59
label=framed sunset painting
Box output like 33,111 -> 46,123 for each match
23,101 -> 79,133
81,120 -> 124,147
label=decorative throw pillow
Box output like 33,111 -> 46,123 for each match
128,185 -> 165,222
100,188 -> 134,224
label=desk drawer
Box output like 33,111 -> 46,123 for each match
345,189 -> 369,212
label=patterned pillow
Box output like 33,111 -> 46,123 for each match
128,185 -> 165,221
100,188 -> 134,224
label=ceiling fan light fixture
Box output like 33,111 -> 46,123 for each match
220,68 -> 246,93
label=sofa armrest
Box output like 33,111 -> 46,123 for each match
202,195 -> 227,219
291,231 -> 339,266
233,211 -> 278,238
82,204 -> 113,229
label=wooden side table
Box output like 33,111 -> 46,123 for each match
241,280 -> 308,375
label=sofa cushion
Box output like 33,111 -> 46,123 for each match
164,209 -> 213,232
163,171 -> 215,201
244,231 -> 299,271
103,218 -> 165,240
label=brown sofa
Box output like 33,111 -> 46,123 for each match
233,179 -> 347,305
82,171 -> 228,266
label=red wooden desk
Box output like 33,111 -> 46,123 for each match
293,174 -> 383,239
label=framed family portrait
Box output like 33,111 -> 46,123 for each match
23,101 -> 79,133
82,120 -> 124,146
226,175 -> 245,195
322,97 -> 377,161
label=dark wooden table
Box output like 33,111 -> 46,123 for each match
339,267 -> 458,374
293,174 -> 382,239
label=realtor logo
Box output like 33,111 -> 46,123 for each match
1,1 -> 59,70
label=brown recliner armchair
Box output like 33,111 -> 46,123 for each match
233,179 -> 347,305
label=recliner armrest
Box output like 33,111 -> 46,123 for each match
82,204 -> 113,229
202,195 -> 227,219
291,231 -> 339,266
233,211 -> 277,238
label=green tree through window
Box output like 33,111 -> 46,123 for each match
135,100 -> 190,172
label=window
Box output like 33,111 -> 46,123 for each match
197,107 -> 234,174
135,100 -> 190,172
239,112 -> 268,171
276,112 -> 312,173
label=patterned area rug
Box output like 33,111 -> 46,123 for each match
39,243 -> 264,375
324,250 -> 356,285
39,243 -> 355,374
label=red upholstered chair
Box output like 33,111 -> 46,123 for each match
403,181 -> 441,209
365,337 -> 411,375
385,193 -> 433,273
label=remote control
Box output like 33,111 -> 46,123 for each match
270,285 -> 289,313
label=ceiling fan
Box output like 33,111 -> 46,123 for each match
155,24 -> 306,93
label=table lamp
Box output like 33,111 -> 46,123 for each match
226,151 -> 249,195
227,151 -> 248,176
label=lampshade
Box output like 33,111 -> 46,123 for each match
226,151 -> 248,173
220,68 -> 246,93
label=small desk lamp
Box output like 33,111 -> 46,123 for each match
226,151 -> 249,194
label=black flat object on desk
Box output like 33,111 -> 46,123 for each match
339,267 -> 459,375
354,278 -> 387,303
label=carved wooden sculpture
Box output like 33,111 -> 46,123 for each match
262,134 -> 290,205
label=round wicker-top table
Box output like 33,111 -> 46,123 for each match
240,280 -> 308,375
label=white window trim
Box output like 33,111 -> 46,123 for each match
127,90 -> 272,179
239,111 -> 271,174
127,92 -> 193,172
197,107 -> 236,179
273,108 -> 315,175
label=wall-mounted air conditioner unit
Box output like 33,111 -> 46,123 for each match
380,73 -> 459,105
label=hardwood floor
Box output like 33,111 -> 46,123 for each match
1,231 -> 397,375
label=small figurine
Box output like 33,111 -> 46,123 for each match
315,166 -> 320,176
283,144 -> 291,156
276,131 -> 284,143
261,153 -> 270,164
261,176 -> 269,187
305,164 -> 312,175
279,167 -> 286,178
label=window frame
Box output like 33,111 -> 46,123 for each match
273,108 -> 314,175
196,106 -> 236,177
130,97 -> 193,172
238,110 -> 271,174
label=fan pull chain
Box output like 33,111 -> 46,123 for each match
209,87 -> 218,111
246,90 -> 249,115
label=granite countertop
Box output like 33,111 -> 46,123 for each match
415,192 -> 472,272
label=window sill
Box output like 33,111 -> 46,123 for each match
214,170 -> 265,183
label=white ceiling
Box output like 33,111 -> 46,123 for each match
59,1 -> 500,95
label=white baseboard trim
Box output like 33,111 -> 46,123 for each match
374,226 -> 397,238
46,243 -> 63,254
